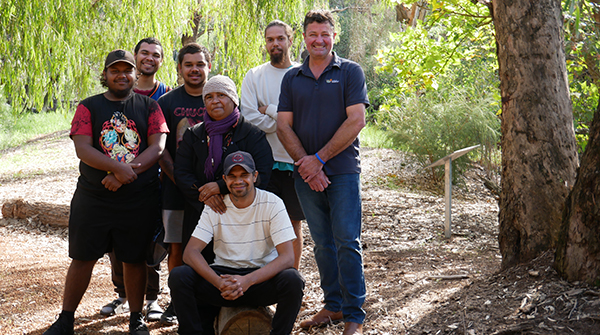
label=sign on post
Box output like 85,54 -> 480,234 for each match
424,145 -> 480,238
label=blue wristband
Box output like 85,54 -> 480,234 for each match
315,153 -> 326,165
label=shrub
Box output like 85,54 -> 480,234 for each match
376,84 -> 500,184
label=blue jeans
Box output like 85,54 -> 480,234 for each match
169,265 -> 304,335
295,173 -> 366,324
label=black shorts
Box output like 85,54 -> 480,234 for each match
265,169 -> 305,221
68,189 -> 160,263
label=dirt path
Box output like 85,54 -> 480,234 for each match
1,132 -> 597,334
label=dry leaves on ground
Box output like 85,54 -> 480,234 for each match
1,132 -> 598,335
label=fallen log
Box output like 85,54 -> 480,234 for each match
215,305 -> 274,335
1,198 -> 69,227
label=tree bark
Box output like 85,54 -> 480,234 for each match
555,100 -> 600,285
493,0 -> 579,269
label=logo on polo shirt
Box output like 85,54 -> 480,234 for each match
325,79 -> 340,84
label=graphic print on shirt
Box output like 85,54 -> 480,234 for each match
174,107 -> 205,149
99,111 -> 140,163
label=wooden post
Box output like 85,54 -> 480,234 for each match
444,158 -> 452,238
424,145 -> 480,239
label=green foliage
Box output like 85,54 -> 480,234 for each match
372,0 -> 499,182
377,81 -> 500,182
0,0 -> 199,115
360,123 -> 395,149
375,0 -> 494,94
562,0 -> 600,152
198,0 -> 319,87
0,0 -> 316,116
0,102 -> 72,151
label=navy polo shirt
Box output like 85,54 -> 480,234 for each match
278,53 -> 369,176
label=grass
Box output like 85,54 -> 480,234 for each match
360,123 -> 395,149
0,143 -> 68,178
0,104 -> 72,151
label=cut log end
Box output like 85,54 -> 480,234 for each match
216,306 -> 274,335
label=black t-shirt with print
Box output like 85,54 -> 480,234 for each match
157,85 -> 206,210
71,93 -> 165,200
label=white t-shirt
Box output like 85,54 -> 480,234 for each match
240,62 -> 298,164
192,188 -> 296,268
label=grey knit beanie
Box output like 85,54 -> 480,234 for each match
202,75 -> 239,106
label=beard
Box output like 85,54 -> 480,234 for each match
110,86 -> 133,99
269,47 -> 286,64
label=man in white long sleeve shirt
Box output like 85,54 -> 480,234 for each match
240,20 -> 305,269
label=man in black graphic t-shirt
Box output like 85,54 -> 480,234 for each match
100,37 -> 172,323
43,49 -> 168,335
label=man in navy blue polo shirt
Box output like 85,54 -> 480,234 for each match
277,9 -> 369,335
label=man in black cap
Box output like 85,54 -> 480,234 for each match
169,151 -> 304,335
43,49 -> 169,335
100,37 -> 172,323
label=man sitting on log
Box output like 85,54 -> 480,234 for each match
169,151 -> 304,335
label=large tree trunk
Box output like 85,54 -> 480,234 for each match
492,0 -> 579,269
555,101 -> 600,285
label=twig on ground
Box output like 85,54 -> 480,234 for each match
568,299 -> 578,319
427,274 -> 470,280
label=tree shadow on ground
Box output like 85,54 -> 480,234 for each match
398,251 -> 600,335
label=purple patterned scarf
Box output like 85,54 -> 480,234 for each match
204,107 -> 240,180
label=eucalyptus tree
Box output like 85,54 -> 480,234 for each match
555,100 -> 600,285
555,0 -> 600,285
0,0 -> 315,116
493,0 -> 579,269
376,0 -> 587,272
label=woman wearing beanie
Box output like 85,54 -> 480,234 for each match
174,75 -> 273,253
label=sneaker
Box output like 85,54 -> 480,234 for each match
159,302 -> 177,325
100,298 -> 129,316
130,312 -> 150,335
43,315 -> 74,335
144,300 -> 164,322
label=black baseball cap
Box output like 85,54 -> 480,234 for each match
223,151 -> 256,175
104,49 -> 136,69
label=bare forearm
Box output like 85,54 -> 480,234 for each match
183,245 -> 222,288
242,257 -> 291,291
246,256 -> 293,287
317,118 -> 365,162
318,104 -> 366,162
73,136 -> 126,173
277,123 -> 307,162
159,151 -> 176,183
132,145 -> 162,174
131,133 -> 166,174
